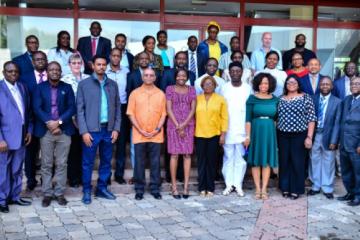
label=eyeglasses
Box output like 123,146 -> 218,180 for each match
286,81 -> 298,85
350,82 -> 360,86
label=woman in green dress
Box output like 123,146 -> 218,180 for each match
245,73 -> 279,200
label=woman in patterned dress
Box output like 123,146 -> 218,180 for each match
166,68 -> 196,199
277,74 -> 316,199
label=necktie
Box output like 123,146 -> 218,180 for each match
318,96 -> 325,128
91,38 -> 97,56
39,73 -> 44,84
11,86 -> 24,122
311,75 -> 317,93
190,52 -> 196,76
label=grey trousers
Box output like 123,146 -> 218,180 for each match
309,133 -> 336,193
40,131 -> 71,197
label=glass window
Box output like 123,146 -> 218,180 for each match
318,7 -> 360,22
317,28 -> 360,80
167,29 -> 199,53
78,19 -> 160,56
205,31 -> 236,50
165,0 -> 240,17
1,0 -> 73,9
0,15 -> 73,76
79,0 -> 159,13
245,3 -> 313,20
246,26 -> 313,53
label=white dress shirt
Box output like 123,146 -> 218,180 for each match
4,80 -> 24,123
188,49 -> 199,79
194,73 -> 226,95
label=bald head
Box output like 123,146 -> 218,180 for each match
262,32 -> 272,48
142,67 -> 156,86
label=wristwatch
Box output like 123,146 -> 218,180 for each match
58,120 -> 63,125
155,127 -> 161,132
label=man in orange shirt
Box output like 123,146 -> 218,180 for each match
127,68 -> 167,200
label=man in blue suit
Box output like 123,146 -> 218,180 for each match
300,58 -> 324,95
160,51 -> 196,91
77,21 -> 111,74
0,62 -> 32,213
114,33 -> 134,72
19,50 -> 48,191
33,62 -> 76,207
308,76 -> 341,199
337,77 -> 360,206
187,35 -> 206,79
333,61 -> 358,100
13,35 -> 39,78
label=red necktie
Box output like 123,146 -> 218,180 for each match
91,38 -> 97,56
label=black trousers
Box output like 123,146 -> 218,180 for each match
340,149 -> 360,198
134,142 -> 161,194
67,130 -> 82,185
115,104 -> 130,178
25,136 -> 40,186
278,131 -> 307,195
196,136 -> 220,192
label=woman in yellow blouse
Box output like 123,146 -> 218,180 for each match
195,75 -> 228,197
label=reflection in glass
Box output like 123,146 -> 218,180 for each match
318,7 -> 360,22
246,3 -> 313,20
79,19 -> 160,56
317,28 -> 360,79
79,0 -> 159,13
167,29 -> 199,53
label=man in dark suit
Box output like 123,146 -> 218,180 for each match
160,51 -> 196,91
19,50 -> 48,191
77,21 -> 111,74
115,33 -> 134,72
337,77 -> 360,206
187,36 -> 205,79
308,76 -> 341,199
333,61 -> 358,100
0,62 -> 32,213
300,58 -> 323,96
33,62 -> 76,207
13,35 -> 39,78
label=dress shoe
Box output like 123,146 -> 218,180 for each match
128,177 -> 135,185
82,192 -> 92,205
307,189 -> 321,196
55,195 -> 68,206
8,198 -> 32,206
42,196 -> 52,207
114,176 -> 126,185
337,193 -> 354,201
323,193 -> 334,199
282,192 -> 290,198
135,193 -> 144,200
0,204 -> 9,213
151,193 -> 162,200
290,194 -> 299,200
347,198 -> 360,206
27,182 -> 37,191
95,189 -> 116,200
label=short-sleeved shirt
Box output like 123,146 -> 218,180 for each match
250,47 -> 283,72
127,85 -> 167,144
277,94 -> 317,132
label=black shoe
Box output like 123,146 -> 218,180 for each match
282,192 -> 290,198
172,194 -> 181,200
95,189 -> 116,200
337,193 -> 355,201
323,193 -> 334,199
135,193 -> 143,200
151,193 -> 162,200
27,182 -> 37,191
114,176 -> 126,185
55,195 -> 68,206
307,189 -> 321,196
182,194 -> 189,199
290,194 -> 299,200
347,198 -> 360,206
8,198 -> 32,206
0,204 -> 9,213
42,196 -> 52,207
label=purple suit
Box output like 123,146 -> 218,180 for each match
0,80 -> 32,205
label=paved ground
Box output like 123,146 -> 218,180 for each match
1,177 -> 359,240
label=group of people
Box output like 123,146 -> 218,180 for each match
0,20 -> 359,214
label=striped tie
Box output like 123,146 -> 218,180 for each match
318,96 -> 325,128
190,52 -> 196,76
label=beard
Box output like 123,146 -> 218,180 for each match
295,42 -> 305,48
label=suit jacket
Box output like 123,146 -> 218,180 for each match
340,95 -> 360,152
33,81 -> 76,138
0,80 -> 32,150
125,51 -> 134,72
300,74 -> 324,95
13,52 -> 34,77
126,69 -> 162,99
333,76 -> 347,100
197,40 -> 228,63
160,68 -> 196,92
19,71 -> 39,99
313,94 -> 341,150
77,36 -> 112,74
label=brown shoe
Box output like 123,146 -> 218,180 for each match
55,195 -> 68,206
42,196 -> 52,207
128,177 -> 134,185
